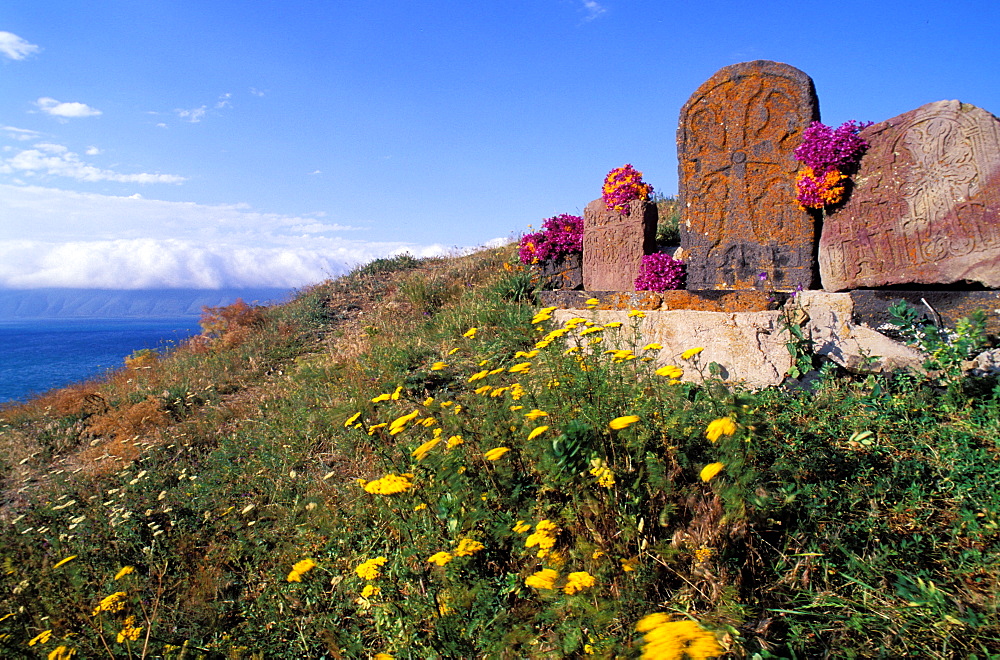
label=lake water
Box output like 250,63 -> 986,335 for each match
0,318 -> 203,404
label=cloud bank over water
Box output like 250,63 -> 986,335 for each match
0,185 -> 490,289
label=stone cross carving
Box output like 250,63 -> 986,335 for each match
678,60 -> 819,290
820,100 -> 1000,290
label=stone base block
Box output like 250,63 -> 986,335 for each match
538,289 -> 788,312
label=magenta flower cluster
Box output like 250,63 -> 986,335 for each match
518,214 -> 584,265
634,253 -> 686,292
793,120 -> 871,174
602,164 -> 654,215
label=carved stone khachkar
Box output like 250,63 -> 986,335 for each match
819,100 -> 1000,290
582,198 -> 657,291
678,60 -> 820,290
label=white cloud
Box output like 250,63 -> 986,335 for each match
0,238 -> 452,289
85,146 -> 101,156
0,31 -> 40,60
215,93 -> 232,109
581,0 -> 606,21
249,88 -> 266,97
0,146 -> 186,184
3,126 -> 44,141
36,97 -> 102,119
0,184 -> 465,289
175,106 -> 207,123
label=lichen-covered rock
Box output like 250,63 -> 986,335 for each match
678,60 -> 819,291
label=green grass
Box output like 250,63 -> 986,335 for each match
1,244 -> 999,658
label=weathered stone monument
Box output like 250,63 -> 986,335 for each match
819,100 -> 1000,290
678,60 -> 819,290
582,198 -> 657,291
541,61 -> 1000,388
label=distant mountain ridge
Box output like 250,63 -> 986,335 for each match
0,288 -> 292,319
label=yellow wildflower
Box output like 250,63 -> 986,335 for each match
361,583 -> 381,598
524,409 -> 548,420
468,369 -> 489,382
414,502 -> 428,511
700,462 -> 724,482
474,385 -> 492,395
374,654 -> 394,660
705,417 -> 737,442
48,646 -> 76,660
512,520 -> 532,533
525,568 -> 559,590
412,436 -> 442,461
655,365 -> 683,379
362,473 -> 414,495
526,426 -> 549,441
628,309 -> 646,318
463,327 -> 477,338
525,520 -> 558,554
431,362 -> 446,371
483,447 -> 510,461
388,409 -> 420,434
367,422 -> 388,435
287,558 -> 317,582
609,415 -> 640,430
455,538 -> 484,556
635,615 -> 723,660
114,566 -> 135,581
52,555 -> 77,569
427,551 -> 453,567
355,556 -> 387,580
116,615 -> 142,643
92,591 -> 127,615
446,435 -> 464,449
563,571 -> 596,595
589,461 -> 615,488
423,396 -> 435,406
585,297 -> 600,307
508,362 -> 532,374
603,321 -> 623,328
515,349 -> 540,358
29,630 -> 52,646
531,313 -> 552,324
564,346 -> 580,355
371,393 -> 391,403
579,326 -> 603,336
681,346 -> 705,360
344,411 -> 362,427
390,386 -> 403,400
642,343 -> 663,351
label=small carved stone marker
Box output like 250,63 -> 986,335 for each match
582,198 -> 657,291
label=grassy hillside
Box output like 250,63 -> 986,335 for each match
1,244 -> 999,659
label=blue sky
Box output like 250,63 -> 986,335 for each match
2,1 -> 998,289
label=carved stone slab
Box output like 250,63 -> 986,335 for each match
819,100 -> 1000,290
582,198 -> 657,291
678,60 -> 820,290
